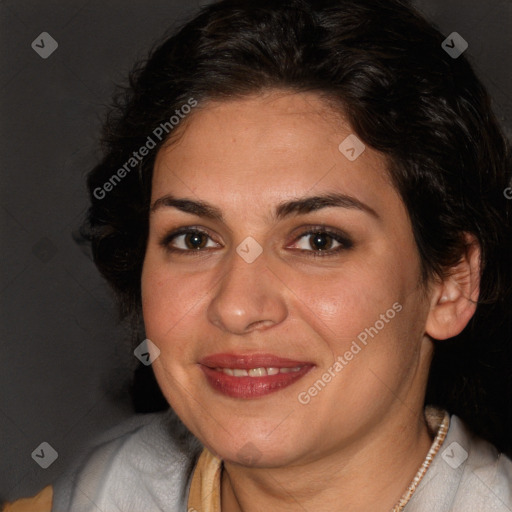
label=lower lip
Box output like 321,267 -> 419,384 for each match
199,365 -> 313,399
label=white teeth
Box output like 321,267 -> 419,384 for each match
216,366 -> 303,377
248,367 -> 266,377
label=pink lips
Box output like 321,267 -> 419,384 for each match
198,353 -> 314,399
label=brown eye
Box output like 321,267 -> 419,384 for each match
290,228 -> 354,258
183,232 -> 208,250
309,232 -> 335,251
161,228 -> 218,253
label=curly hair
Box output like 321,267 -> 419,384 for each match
81,0 -> 512,455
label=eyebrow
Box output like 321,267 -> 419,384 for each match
150,192 -> 379,221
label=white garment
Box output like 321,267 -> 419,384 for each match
404,415 -> 512,511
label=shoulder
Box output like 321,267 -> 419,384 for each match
452,415 -> 512,511
407,414 -> 512,512
52,410 -> 202,512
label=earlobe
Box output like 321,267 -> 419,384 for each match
425,235 -> 481,341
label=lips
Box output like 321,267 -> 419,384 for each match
198,353 -> 314,399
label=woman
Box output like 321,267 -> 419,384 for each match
5,0 -> 511,510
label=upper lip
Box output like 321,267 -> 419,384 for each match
199,353 -> 313,369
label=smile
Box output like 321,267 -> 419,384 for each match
198,353 -> 314,399
215,366 -> 304,377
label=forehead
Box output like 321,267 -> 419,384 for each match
152,91 -> 397,218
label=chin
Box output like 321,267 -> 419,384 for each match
210,431 -> 304,467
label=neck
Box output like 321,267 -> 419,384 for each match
221,408 -> 434,512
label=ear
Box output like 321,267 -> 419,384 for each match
425,234 -> 481,341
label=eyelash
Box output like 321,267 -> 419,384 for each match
159,226 -> 354,258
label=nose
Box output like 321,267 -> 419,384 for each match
206,246 -> 288,335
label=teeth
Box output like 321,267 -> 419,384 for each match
215,366 -> 303,377
248,367 -> 266,377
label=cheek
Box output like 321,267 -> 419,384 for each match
141,267 -> 170,335
141,257 -> 197,341
300,280 -> 417,406
287,263 -> 399,342
287,261 -> 418,401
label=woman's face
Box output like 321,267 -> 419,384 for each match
142,90 -> 434,467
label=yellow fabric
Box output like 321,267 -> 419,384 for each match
2,485 -> 53,512
188,447 -> 223,512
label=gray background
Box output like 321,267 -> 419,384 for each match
1,0 -> 511,501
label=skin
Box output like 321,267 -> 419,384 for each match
141,90 -> 480,511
